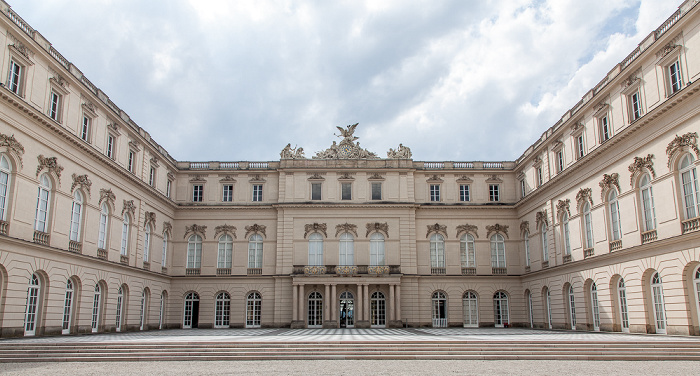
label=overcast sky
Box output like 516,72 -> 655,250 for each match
13,0 -> 682,162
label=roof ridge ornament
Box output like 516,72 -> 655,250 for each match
313,123 -> 380,160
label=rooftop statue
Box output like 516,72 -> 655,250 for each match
313,123 -> 380,159
280,144 -> 306,159
387,143 -> 412,159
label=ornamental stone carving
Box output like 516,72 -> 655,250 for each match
219,175 -> 236,182
304,223 -> 328,238
249,174 -> 266,182
387,144 -> 412,159
535,210 -> 548,229
184,224 -> 207,239
486,224 -> 509,239
337,173 -> 354,180
576,188 -> 593,210
628,154 -> 655,185
128,140 -> 140,152
426,174 -> 443,182
599,173 -> 620,200
98,188 -> 115,207
245,224 -> 266,238
456,224 -> 478,238
214,224 -> 237,239
426,223 -> 447,238
456,175 -> 473,183
658,42 -> 679,58
366,222 -> 389,237
0,133 -> 24,166
36,155 -> 63,181
666,132 -> 699,167
486,175 -> 503,182
520,221 -> 530,235
71,173 -> 92,196
368,173 -> 384,180
144,211 -> 156,230
307,173 -> 324,180
335,223 -> 358,237
557,199 -> 571,219
162,221 -> 172,236
280,144 -> 305,159
121,199 -> 136,218
313,123 -> 379,159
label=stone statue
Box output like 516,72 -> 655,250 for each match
387,143 -> 412,159
335,123 -> 359,145
313,123 -> 380,160
280,144 -> 306,159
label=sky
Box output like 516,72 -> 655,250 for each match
12,0 -> 683,162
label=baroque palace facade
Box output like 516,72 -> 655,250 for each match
0,0 -> 700,337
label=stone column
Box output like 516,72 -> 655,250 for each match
298,284 -> 305,324
364,284 -> 370,324
331,284 -> 337,323
396,285 -> 401,324
389,284 -> 395,322
324,284 -> 330,322
356,284 -> 363,322
292,283 -> 298,321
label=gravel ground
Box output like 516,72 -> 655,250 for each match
0,360 -> 696,375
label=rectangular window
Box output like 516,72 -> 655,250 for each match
193,185 -> 203,202
630,91 -> 642,121
460,184 -> 470,202
576,135 -> 585,159
222,185 -> 233,202
520,180 -> 526,198
537,167 -> 543,187
8,59 -> 23,95
669,60 -> 682,94
341,183 -> 352,200
106,135 -> 115,159
166,180 -> 172,198
599,115 -> 610,142
252,184 -> 263,202
371,182 -> 382,200
489,184 -> 500,202
128,151 -> 135,173
311,183 -> 321,200
429,184 -> 440,202
149,167 -> 156,187
81,115 -> 91,143
49,90 -> 61,122
557,150 -> 564,173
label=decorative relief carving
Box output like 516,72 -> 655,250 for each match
486,174 -> 503,182
143,211 -> 156,229
280,144 -> 305,159
622,73 -> 640,89
98,188 -> 115,207
162,221 -> 172,236
387,144 -> 412,159
70,173 -> 92,196
0,133 -> 24,166
552,140 -> 563,150
368,173 -> 384,180
167,172 -> 175,180
666,132 -> 699,167
304,223 -> 328,238
570,121 -> 584,132
107,121 -> 121,135
456,175 -> 473,182
535,210 -> 548,229
307,173 -> 324,180
11,42 -> 29,58
214,224 -> 237,239
576,188 -> 593,209
335,223 -> 358,237
557,199 -> 571,219
189,175 -> 206,183
456,224 -> 478,238
313,123 -> 379,159
426,174 -> 443,182
599,173 -> 620,200
337,172 -> 354,180
426,223 -> 447,238
532,156 -> 542,167
520,221 -> 530,235
245,224 -> 266,238
36,155 -> 63,181
150,157 -> 159,167
628,154 -> 655,185
219,175 -> 236,182
486,224 -> 509,239
121,200 -> 136,217
184,224 -> 207,239
83,101 -> 96,114
658,42 -> 679,58
128,140 -> 140,152
366,222 -> 389,237
249,174 -> 266,182
516,172 -> 525,181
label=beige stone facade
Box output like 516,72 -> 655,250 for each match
0,0 -> 700,337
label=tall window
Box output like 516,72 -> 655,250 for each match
370,291 -> 386,327
541,225 -> 548,262
608,190 -> 621,241
460,234 -> 476,268
166,180 -> 172,198
430,234 -> 445,268
308,291 -> 323,327
523,231 -> 530,267
127,150 -> 135,173
222,185 -> 233,202
694,267 -> 700,329
557,150 -> 565,172
161,233 -> 169,267
149,167 -> 156,187
429,184 -> 440,202
69,191 -> 83,242
81,115 -> 91,142
371,182 -> 382,200
252,184 -> 263,202
248,234 -> 263,268
520,179 -> 526,198
370,232 -> 385,266
651,272 -> 667,334
629,90 -> 642,121
49,90 -> 62,122
640,174 -> 656,231
338,232 -> 354,266
159,291 -> 166,330
668,59 -> 683,94
35,174 -> 51,233
618,278 -> 629,332
493,291 -> 509,327
192,185 -> 203,202
8,58 -> 24,95
0,155 -> 11,221
527,291 -> 534,328
680,154 -> 699,219
139,290 -> 147,330
537,167 -> 543,187
106,134 -> 115,159
568,285 -> 577,330
575,134 -> 585,159
217,235 -> 233,269
24,274 -> 40,336
431,291 -> 447,328
187,235 -> 202,269
582,203 -> 594,249
308,233 -> 323,266
98,203 -> 109,250
489,184 -> 500,202
246,292 -> 262,328
311,183 -> 321,200
214,292 -> 231,328
490,234 -> 506,268
545,287 -> 552,329
460,184 -> 471,202
599,115 -> 610,142
120,213 -> 130,256
463,291 -> 478,327
115,286 -> 124,332
91,284 -> 101,333
341,183 -> 352,200
562,212 -> 571,256
61,279 -> 74,335
183,292 -> 199,329
590,283 -> 600,331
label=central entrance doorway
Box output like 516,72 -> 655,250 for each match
339,291 -> 354,328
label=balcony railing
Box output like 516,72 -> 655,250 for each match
461,267 -> 476,276
641,229 -> 658,244
247,268 -> 262,275
368,266 -> 389,275
97,248 -> 107,260
186,268 -> 200,276
33,231 -> 49,245
336,265 -> 358,275
584,248 -> 595,258
217,268 -> 231,276
120,255 -> 129,264
0,220 -> 8,235
609,240 -> 622,252
682,217 -> 700,234
563,254 -> 572,263
424,162 -> 444,169
68,240 -> 82,254
431,267 -> 446,275
492,267 -> 507,275
292,265 -> 400,275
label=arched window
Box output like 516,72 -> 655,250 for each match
523,231 -> 530,267
541,225 -> 548,261
590,283 -> 600,331
694,267 -> 700,327
217,234 -> 233,269
608,190 -> 621,241
91,284 -> 101,333
370,291 -> 386,327
582,203 -> 594,249
183,292 -> 200,329
115,286 -> 124,332
430,234 -> 445,269
460,234 -> 476,268
35,174 -> 51,233
339,233 -> 354,266
568,285 -> 577,330
493,291 -> 509,327
0,154 -> 11,222
308,233 -> 323,266
679,154 -> 699,219
463,291 -> 478,327
432,291 -> 447,327
618,278 -> 629,332
120,213 -> 130,256
61,279 -> 74,334
527,291 -> 534,328
651,272 -> 667,334
214,292 -> 231,328
339,291 -> 355,328
159,291 -> 167,330
562,212 -> 571,256
139,289 -> 147,330
490,234 -> 506,268
248,234 -> 263,269
143,225 -> 151,262
69,191 -> 83,242
24,274 -> 40,336
246,292 -> 262,328
308,291 -> 323,327
369,232 -> 385,266
544,287 -> 552,329
639,173 -> 656,231
98,203 -> 109,250
187,235 -> 202,269
161,233 -> 168,268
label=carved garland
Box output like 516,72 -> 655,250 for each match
71,173 -> 92,196
0,133 -> 24,166
666,132 -> 699,168
576,188 -> 593,210
184,224 -> 207,239
426,223 -> 447,238
245,224 -> 266,238
121,199 -> 136,218
628,154 -> 655,185
304,223 -> 328,238
556,199 -> 571,219
214,224 -> 237,239
144,211 -> 156,230
535,210 -> 548,229
98,188 -> 116,208
599,173 -> 620,201
520,221 -> 530,235
456,224 -> 478,239
486,224 -> 509,239
335,223 -> 358,238
366,222 -> 389,237
36,154 -> 63,182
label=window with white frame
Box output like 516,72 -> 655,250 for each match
582,202 -> 594,249
430,234 -> 445,268
679,154 -> 699,219
460,234 -> 476,268
139,290 -> 147,331
627,89 -> 643,122
98,203 -> 109,250
34,174 -> 51,233
493,291 -> 509,327
246,292 -> 262,328
651,272 -> 667,334
664,56 -> 684,96
214,292 -> 231,328
68,191 -> 83,242
308,233 -> 323,266
520,179 -> 526,198
490,234 -> 506,268
429,184 -> 440,202
24,274 -> 40,336
252,184 -> 263,202
541,224 -> 548,262
463,291 -> 478,327
599,114 -> 611,143
568,285 -> 577,330
371,182 -> 382,200
556,150 -> 565,173
7,57 -> 25,96
590,283 -> 600,331
222,184 -> 233,202
527,291 -> 534,328
545,287 -> 552,329
106,134 -> 115,159
370,232 -> 385,266
48,89 -> 62,122
80,114 -> 92,143
120,213 -> 130,256
489,184 -> 500,202
0,154 -> 12,221
91,284 -> 101,333
192,184 -> 203,202
370,291 -> 386,327
311,182 -> 322,200
618,278 -> 629,332
115,286 -> 124,332
149,166 -> 156,187
608,190 -> 621,241
639,173 -> 656,231
218,234 -> 233,269
574,134 -> 585,160
143,225 -> 151,262
460,184 -> 471,201
338,232 -> 354,266
537,167 -> 543,187
61,279 -> 74,335
248,234 -> 263,268
341,182 -> 352,200
127,150 -> 135,173
166,179 -> 172,198
523,231 -> 530,267
161,232 -> 168,267
562,212 -> 571,256
431,291 -> 447,328
187,234 -> 202,269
